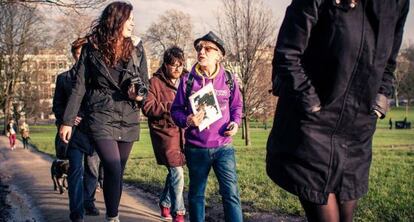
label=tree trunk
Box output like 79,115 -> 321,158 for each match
394,90 -> 400,107
241,90 -> 251,145
3,96 -> 12,134
241,117 -> 245,139
244,118 -> 251,146
405,103 -> 409,118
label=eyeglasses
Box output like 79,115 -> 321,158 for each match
195,44 -> 219,53
167,63 -> 184,70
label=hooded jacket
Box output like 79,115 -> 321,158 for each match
62,41 -> 148,142
142,67 -> 187,167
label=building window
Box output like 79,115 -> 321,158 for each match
40,62 -> 47,70
42,74 -> 48,82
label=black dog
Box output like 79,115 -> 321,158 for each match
51,159 -> 69,194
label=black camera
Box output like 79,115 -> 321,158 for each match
129,76 -> 148,97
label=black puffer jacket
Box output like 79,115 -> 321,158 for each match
266,0 -> 409,204
63,41 -> 148,142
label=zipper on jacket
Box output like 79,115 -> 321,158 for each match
323,1 -> 367,195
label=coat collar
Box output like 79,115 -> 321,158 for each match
89,48 -> 121,90
154,67 -> 178,90
154,66 -> 188,90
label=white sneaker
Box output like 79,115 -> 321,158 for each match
105,215 -> 120,222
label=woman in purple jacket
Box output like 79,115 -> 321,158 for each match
171,31 -> 243,222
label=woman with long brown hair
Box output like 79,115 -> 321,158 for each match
59,2 -> 148,221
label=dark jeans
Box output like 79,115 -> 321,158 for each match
185,144 -> 243,222
22,137 -> 29,149
94,140 -> 133,218
67,148 -> 100,220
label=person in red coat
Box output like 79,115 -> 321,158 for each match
142,46 -> 187,222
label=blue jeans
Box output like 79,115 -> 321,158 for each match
185,144 -> 243,222
160,166 -> 186,215
67,148 -> 100,220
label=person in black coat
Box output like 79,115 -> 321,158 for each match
53,37 -> 101,222
266,0 -> 409,221
59,2 -> 148,221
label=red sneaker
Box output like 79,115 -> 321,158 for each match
173,214 -> 184,222
160,205 -> 172,219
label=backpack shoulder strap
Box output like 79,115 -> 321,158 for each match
224,70 -> 235,100
224,70 -> 234,91
185,74 -> 195,99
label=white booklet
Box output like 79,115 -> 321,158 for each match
189,83 -> 222,131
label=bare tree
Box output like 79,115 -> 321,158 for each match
47,12 -> 93,54
0,3 -> 42,132
398,44 -> 414,115
394,53 -> 411,107
0,0 -> 107,12
144,9 -> 194,59
218,0 -> 276,145
249,58 -> 277,129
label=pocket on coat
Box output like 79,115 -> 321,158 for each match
87,95 -> 113,112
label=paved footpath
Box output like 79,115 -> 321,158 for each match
0,136 -> 163,222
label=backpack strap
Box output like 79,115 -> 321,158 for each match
185,74 -> 195,99
224,70 -> 235,102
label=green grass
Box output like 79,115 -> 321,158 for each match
28,107 -> 414,221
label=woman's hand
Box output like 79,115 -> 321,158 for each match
186,111 -> 205,127
224,122 -> 238,137
59,125 -> 72,144
128,85 -> 144,102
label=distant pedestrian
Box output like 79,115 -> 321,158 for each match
389,118 -> 393,130
19,120 -> 30,149
142,46 -> 187,222
6,119 -> 17,150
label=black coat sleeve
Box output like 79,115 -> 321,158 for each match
272,0 -> 325,113
373,0 -> 410,118
52,72 -> 69,126
62,46 -> 88,126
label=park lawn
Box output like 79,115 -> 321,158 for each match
28,107 -> 414,222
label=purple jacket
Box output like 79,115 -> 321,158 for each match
171,65 -> 243,148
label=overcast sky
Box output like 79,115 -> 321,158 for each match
128,0 -> 413,44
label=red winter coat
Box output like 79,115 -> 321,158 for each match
142,67 -> 186,167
